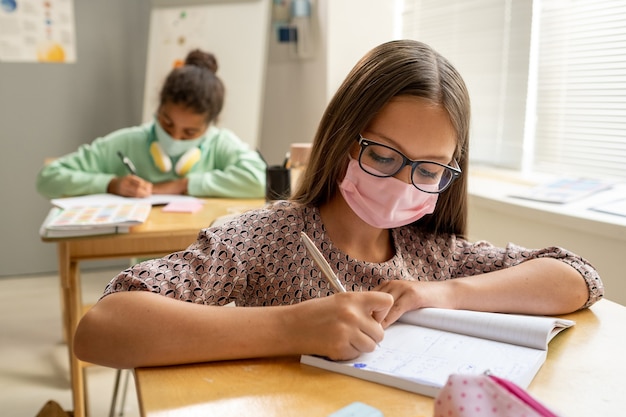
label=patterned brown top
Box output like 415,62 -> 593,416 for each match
103,201 -> 604,309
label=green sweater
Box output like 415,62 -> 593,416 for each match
36,122 -> 266,199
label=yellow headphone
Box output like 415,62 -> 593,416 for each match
149,141 -> 202,176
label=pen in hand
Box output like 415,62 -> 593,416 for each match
117,151 -> 138,176
301,231 -> 382,348
300,231 -> 347,293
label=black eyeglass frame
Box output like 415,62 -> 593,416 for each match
356,136 -> 462,194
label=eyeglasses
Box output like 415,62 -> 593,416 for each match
356,136 -> 462,194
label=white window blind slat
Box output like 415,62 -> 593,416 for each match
401,0 -> 532,168
534,0 -> 626,181
401,0 -> 626,182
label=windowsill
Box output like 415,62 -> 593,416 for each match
468,165 -> 626,243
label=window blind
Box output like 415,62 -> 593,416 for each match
401,0 -> 626,182
401,0 -> 532,168
533,0 -> 626,181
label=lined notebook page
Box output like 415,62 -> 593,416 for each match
399,308 -> 574,350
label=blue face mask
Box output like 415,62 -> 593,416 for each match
154,118 -> 205,157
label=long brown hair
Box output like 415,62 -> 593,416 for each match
291,40 -> 471,237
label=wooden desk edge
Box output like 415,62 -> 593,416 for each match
134,299 -> 624,417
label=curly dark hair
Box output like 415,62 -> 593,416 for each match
159,49 -> 225,123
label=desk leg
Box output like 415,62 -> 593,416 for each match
57,243 -> 69,344
58,242 -> 88,417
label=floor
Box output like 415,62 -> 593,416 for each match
0,267 -> 140,417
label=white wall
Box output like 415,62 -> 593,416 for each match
259,0 -> 397,165
258,0 -> 327,165
142,1 -> 271,148
324,0 -> 398,100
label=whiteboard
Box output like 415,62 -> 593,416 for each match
142,0 -> 270,148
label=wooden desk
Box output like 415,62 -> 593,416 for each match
41,198 -> 265,417
134,299 -> 626,417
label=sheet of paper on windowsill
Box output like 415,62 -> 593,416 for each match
589,198 -> 626,217
508,178 -> 613,204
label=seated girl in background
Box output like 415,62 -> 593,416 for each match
74,40 -> 603,369
36,49 -> 266,199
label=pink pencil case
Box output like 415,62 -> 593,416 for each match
434,372 -> 561,417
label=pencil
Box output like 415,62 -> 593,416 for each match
117,151 -> 138,175
300,231 -> 346,293
301,231 -> 383,347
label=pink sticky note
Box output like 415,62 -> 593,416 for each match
162,200 -> 204,213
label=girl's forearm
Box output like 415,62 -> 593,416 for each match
73,291 -> 296,369
448,258 -> 589,315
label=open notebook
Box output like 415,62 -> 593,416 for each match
301,308 -> 574,398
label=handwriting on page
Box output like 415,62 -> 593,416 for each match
344,323 -> 544,388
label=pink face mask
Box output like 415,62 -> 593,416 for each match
339,157 -> 438,229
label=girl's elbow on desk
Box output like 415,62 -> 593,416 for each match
73,309 -> 117,368
74,292 -> 158,368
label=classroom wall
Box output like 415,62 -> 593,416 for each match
0,1 -> 151,276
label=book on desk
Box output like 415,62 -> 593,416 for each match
39,193 -> 207,238
301,308 -> 574,398
39,199 -> 151,238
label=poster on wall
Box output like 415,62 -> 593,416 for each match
142,0 -> 270,148
0,0 -> 76,63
